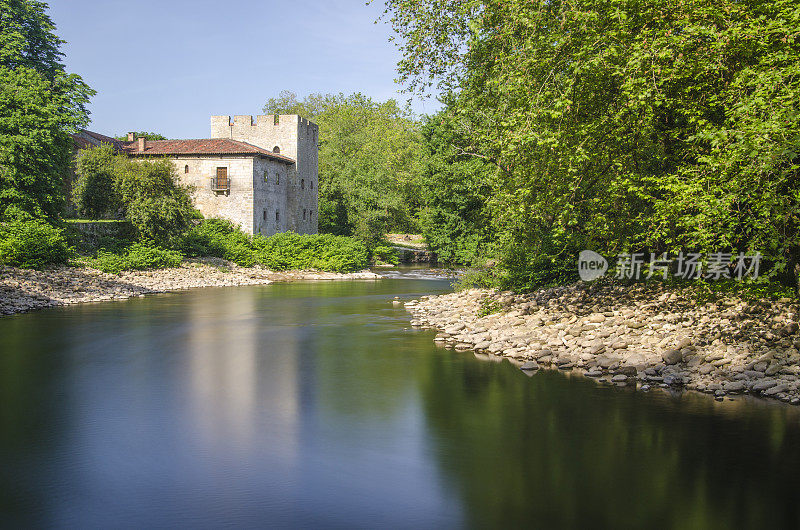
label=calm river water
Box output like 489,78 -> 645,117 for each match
2,276 -> 800,528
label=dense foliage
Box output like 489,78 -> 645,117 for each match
73,145 -> 121,219
74,146 -> 196,245
0,217 -> 70,268
87,242 -> 183,274
263,91 -> 422,244
0,0 -> 93,221
182,219 -> 369,272
382,0 -> 800,290
417,108 -> 495,265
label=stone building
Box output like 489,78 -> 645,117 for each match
83,114 -> 319,236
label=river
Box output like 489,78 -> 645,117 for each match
1,275 -> 800,528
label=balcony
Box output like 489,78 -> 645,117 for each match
211,176 -> 230,195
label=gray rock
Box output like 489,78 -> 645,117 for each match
752,379 -> 778,391
723,381 -> 746,393
615,366 -> 638,377
663,373 -> 684,386
588,313 -> 606,323
520,361 -> 539,371
611,374 -> 628,383
698,364 -> 714,375
662,349 -> 682,365
765,384 -> 790,396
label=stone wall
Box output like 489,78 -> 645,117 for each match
67,221 -> 134,248
171,156 -> 255,233
252,157 -> 289,236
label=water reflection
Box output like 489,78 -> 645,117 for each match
1,280 -> 800,528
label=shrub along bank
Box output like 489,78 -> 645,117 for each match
180,219 -> 369,273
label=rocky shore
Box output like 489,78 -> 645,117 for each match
405,282 -> 800,405
0,258 -> 380,316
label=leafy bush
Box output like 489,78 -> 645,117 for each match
0,218 -> 71,268
115,158 -> 195,245
182,219 -> 369,272
372,245 -> 399,265
73,147 -> 195,245
180,219 -> 256,266
88,242 -> 183,274
478,298 -> 503,317
254,232 -> 369,272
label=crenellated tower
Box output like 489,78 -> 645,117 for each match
210,114 -> 319,234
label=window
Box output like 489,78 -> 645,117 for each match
310,181 -> 314,190
301,179 -> 305,190
212,167 -> 229,191
275,210 -> 280,222
303,209 -> 306,220
273,146 -> 280,154
184,164 -> 189,174
263,210 -> 267,221
276,172 -> 280,185
263,170 -> 269,184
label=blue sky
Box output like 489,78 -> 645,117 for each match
48,0 -> 439,139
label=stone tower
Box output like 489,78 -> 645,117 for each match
210,114 -> 319,234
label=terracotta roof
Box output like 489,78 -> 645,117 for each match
121,138 -> 295,163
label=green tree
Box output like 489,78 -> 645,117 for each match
0,0 -> 94,220
383,0 -> 800,289
114,156 -> 195,245
417,107 -> 495,264
114,132 -> 168,141
264,91 -> 422,243
73,145 -> 122,219
73,146 -> 196,245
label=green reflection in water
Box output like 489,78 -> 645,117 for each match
0,279 -> 799,529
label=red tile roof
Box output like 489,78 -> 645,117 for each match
121,138 -> 295,163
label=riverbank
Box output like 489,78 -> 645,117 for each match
406,282 -> 800,405
0,258 -> 380,316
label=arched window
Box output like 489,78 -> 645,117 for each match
310,181 -> 314,190
263,170 -> 268,184
303,209 -> 307,220
184,164 -> 189,174
272,146 -> 280,153
275,210 -> 280,222
276,172 -> 280,185
301,179 -> 305,189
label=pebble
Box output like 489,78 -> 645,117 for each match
0,262 -> 381,316
403,283 -> 800,406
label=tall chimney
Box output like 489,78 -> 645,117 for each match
138,136 -> 146,152
127,132 -> 136,142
